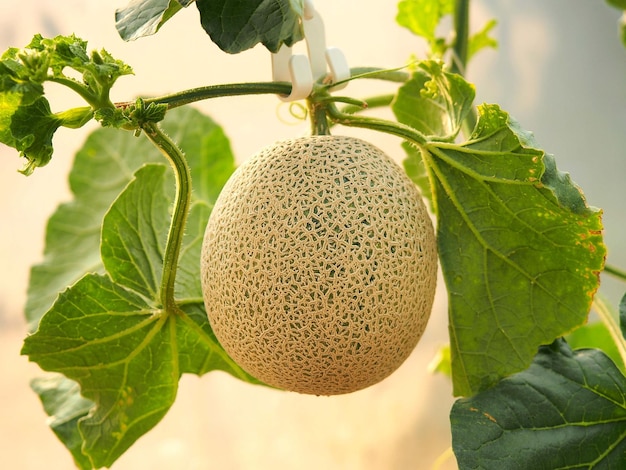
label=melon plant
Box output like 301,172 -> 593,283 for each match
0,1 -> 624,469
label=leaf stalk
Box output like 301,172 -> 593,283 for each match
141,122 -> 191,314
325,101 -> 427,146
603,263 -> 626,283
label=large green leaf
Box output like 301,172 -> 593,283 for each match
116,0 -> 188,41
116,0 -> 304,51
425,104 -> 605,396
451,339 -> 626,469
23,162 -> 255,468
24,107 -> 234,329
195,0 -> 304,53
101,165 -> 172,299
22,107 -> 238,468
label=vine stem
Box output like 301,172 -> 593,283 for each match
450,0 -> 470,77
132,67 -> 410,111
604,263 -> 626,283
141,122 -> 191,314
448,0 -> 477,137
325,101 -> 428,146
593,294 -> 626,371
140,82 -> 292,110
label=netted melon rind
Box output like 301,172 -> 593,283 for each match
201,136 -> 437,395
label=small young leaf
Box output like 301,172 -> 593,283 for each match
426,104 -> 605,396
468,19 -> 498,61
116,0 -> 186,41
392,60 -> 476,141
0,34 -> 133,172
0,95 -> 62,175
195,0 -> 304,54
396,0 -> 454,45
451,339 -> 626,469
429,344 -> 452,377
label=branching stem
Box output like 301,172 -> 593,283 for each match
141,122 -> 191,314
325,101 -> 427,146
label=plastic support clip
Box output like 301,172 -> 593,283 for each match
271,0 -> 350,102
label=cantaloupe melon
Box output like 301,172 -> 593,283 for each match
201,135 -> 437,395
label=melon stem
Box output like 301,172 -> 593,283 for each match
307,98 -> 331,136
141,122 -> 191,315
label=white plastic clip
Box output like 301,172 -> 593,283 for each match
271,0 -> 350,102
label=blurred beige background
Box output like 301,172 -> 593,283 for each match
1,1 -> 625,469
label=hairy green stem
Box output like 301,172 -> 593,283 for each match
593,295 -> 626,371
338,67 -> 411,85
326,102 -> 427,146
338,93 -> 395,115
451,0 -> 470,76
141,122 -> 191,314
142,82 -> 293,109
48,76 -> 109,109
307,98 -> 331,135
604,263 -> 626,283
451,0 -> 477,137
139,69 -> 409,111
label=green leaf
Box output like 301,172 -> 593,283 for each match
23,273 -> 177,467
429,344 -> 452,377
101,164 -> 172,299
392,60 -> 476,141
468,19 -> 498,61
401,141 -> 433,210
451,339 -> 626,469
396,0 -> 454,45
31,375 -> 94,470
607,0 -> 626,9
195,0 -> 304,54
24,107 -> 234,329
23,162 -> 255,468
0,34 -> 133,172
0,94 -> 61,175
567,321 -> 626,375
425,104 -> 605,396
22,107 -> 240,466
116,0 -> 186,41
